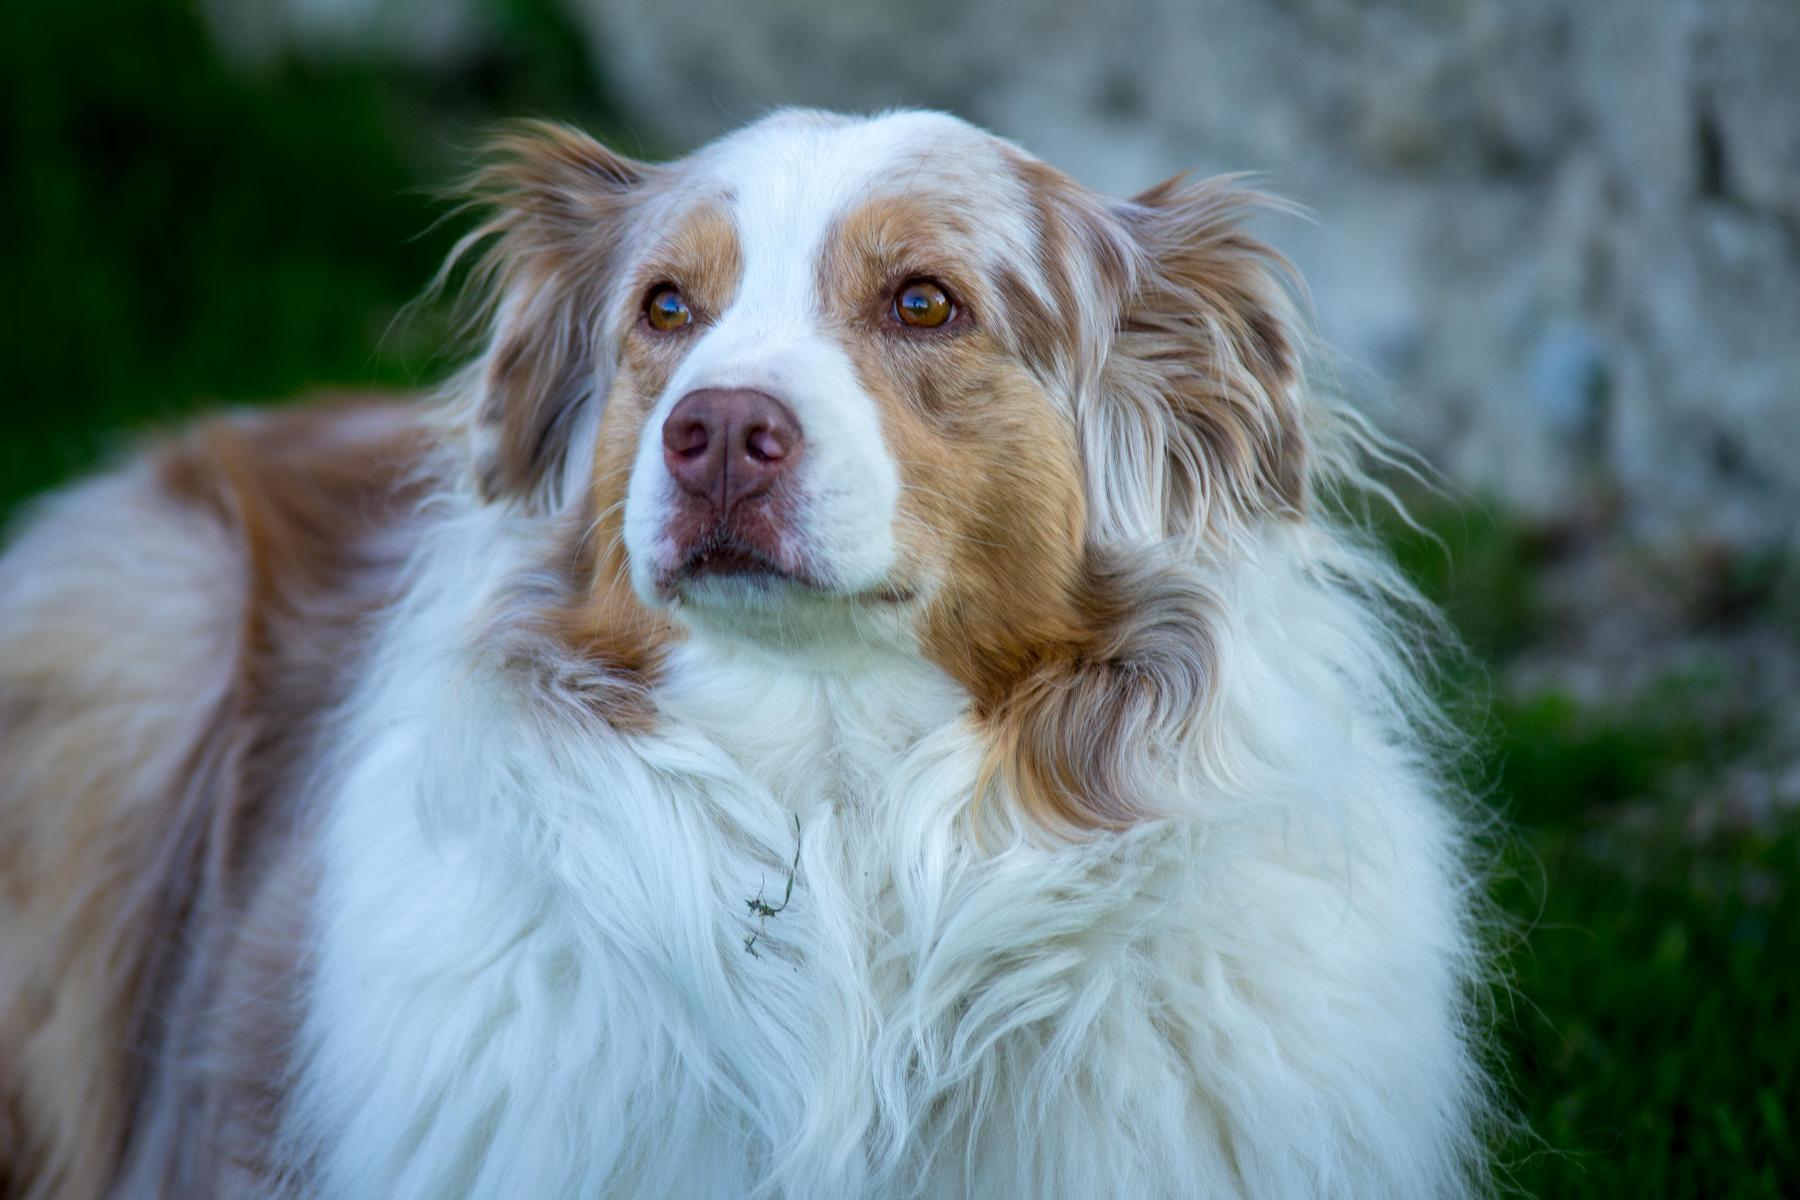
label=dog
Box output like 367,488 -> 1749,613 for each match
0,109 -> 1493,1198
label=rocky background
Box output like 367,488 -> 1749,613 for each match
7,0 -> 1798,1191
556,0 -> 1800,801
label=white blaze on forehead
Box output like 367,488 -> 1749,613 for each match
626,110 -> 1032,603
686,109 -> 1102,394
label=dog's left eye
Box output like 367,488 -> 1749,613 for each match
892,279 -> 954,329
645,285 -> 693,332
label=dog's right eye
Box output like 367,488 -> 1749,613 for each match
645,285 -> 693,332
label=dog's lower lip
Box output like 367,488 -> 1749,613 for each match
685,546 -> 781,578
669,542 -> 818,594
662,555 -> 915,606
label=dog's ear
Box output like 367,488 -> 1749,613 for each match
1084,177 -> 1309,548
980,177 -> 1309,841
980,547 -> 1221,837
450,121 -> 654,508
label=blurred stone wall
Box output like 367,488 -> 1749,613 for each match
564,0 -> 1799,559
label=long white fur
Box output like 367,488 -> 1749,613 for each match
278,111 -> 1489,1198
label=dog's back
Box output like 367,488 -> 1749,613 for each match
0,401 -> 428,1198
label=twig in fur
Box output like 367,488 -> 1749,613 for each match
743,816 -> 803,957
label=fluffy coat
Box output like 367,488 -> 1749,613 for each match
0,109 -> 1493,1198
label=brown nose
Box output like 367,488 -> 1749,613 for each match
661,388 -> 803,515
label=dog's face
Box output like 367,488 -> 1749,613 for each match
465,110 -> 1308,831
605,113 -> 1114,668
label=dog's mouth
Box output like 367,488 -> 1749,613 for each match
685,543 -> 779,579
659,528 -> 916,608
682,536 -> 810,587
661,527 -> 822,598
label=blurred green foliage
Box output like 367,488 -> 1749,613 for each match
1,2 -> 1794,1195
0,0 -> 620,513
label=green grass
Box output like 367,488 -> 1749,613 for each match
1389,506 -> 1800,1196
3,4 -> 1795,1193
1491,696 -> 1799,1197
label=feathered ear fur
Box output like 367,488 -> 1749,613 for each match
987,177 -> 1311,838
1084,177 -> 1309,548
447,121 -> 654,508
982,546 -> 1223,836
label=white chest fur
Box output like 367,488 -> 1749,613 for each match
286,513 -> 1483,1200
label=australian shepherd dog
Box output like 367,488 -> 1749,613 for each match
0,110 -> 1493,1198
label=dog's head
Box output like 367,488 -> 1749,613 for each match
458,110 -> 1309,835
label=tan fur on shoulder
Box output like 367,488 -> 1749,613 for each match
0,398 -> 432,1198
0,457 -> 246,1199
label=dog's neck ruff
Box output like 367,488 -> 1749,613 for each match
278,489 -> 1480,1199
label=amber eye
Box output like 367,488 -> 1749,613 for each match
645,285 -> 692,332
892,279 -> 954,329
